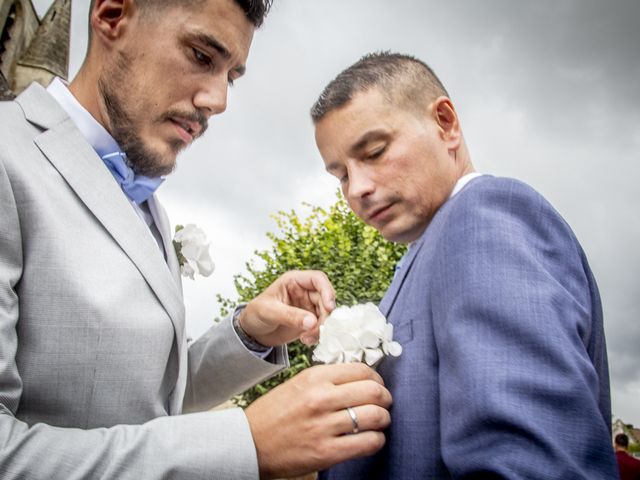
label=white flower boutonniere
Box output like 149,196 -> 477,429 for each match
313,302 -> 402,367
173,224 -> 215,280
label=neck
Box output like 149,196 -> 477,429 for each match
69,60 -> 111,134
455,140 -> 475,178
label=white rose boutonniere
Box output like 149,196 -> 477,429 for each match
172,224 -> 215,280
313,302 -> 402,367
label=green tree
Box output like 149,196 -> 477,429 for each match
218,193 -> 407,407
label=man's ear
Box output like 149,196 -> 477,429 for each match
432,96 -> 462,149
91,0 -> 133,45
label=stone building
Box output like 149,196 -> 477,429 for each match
0,0 -> 70,100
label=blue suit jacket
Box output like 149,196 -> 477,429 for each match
322,176 -> 617,479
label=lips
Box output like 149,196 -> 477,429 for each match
170,117 -> 201,143
367,203 -> 394,223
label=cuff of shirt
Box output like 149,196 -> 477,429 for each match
232,304 -> 274,360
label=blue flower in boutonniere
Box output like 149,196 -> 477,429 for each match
172,224 -> 215,280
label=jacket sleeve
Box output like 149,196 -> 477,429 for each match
0,156 -> 259,479
430,180 -> 618,479
184,314 -> 289,412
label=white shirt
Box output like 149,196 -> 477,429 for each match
450,172 -> 484,199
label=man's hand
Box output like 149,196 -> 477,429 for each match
245,363 -> 392,479
238,270 -> 336,346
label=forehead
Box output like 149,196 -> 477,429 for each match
315,89 -> 403,147
317,88 -> 389,128
139,0 -> 255,59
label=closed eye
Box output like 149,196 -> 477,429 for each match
366,146 -> 386,160
192,48 -> 213,68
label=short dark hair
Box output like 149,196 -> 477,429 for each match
615,433 -> 630,448
311,52 -> 449,122
230,0 -> 273,27
89,0 -> 273,28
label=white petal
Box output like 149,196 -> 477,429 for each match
383,323 -> 394,342
334,331 -> 360,351
383,341 -> 403,357
364,348 -> 384,366
359,330 -> 381,349
180,242 -> 200,260
180,263 -> 195,280
313,343 -> 340,364
195,250 -> 215,277
326,336 -> 345,354
344,349 -> 364,363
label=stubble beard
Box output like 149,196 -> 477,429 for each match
97,53 -> 181,178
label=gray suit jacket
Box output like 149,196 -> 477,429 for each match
323,176 -> 617,479
0,83 -> 287,479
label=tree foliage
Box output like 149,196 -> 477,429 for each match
217,193 -> 407,407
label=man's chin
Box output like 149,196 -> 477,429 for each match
379,222 -> 425,245
127,147 -> 179,178
153,155 -> 179,177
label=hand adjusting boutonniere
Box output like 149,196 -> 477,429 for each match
172,224 -> 215,279
313,302 -> 402,367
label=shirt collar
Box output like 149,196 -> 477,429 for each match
46,77 -> 121,159
449,172 -> 484,199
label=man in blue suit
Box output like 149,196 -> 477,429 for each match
311,52 -> 618,479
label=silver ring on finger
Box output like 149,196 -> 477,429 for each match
346,406 -> 359,434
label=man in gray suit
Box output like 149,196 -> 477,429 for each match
312,52 -> 618,478
0,1 -> 392,479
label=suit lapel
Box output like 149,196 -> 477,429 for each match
148,197 -> 183,293
148,200 -> 188,413
16,84 -> 186,352
379,236 -> 426,317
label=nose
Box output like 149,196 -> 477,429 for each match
345,164 -> 375,201
193,74 -> 228,116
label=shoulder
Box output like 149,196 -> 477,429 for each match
451,175 -> 548,213
428,174 -> 592,296
440,175 -> 573,242
0,98 -> 43,172
0,96 -> 29,118
0,97 -> 37,139
0,99 -> 29,135
426,175 -> 588,277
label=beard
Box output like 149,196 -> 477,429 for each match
97,53 -> 208,178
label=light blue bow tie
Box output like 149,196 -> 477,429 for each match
101,152 -> 164,204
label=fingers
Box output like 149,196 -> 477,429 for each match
333,378 -> 392,410
328,404 -> 391,436
283,270 -> 336,313
261,300 -> 320,334
330,430 -> 387,463
240,270 -> 336,346
299,291 -> 326,345
306,362 -> 385,387
247,363 -> 392,478
239,296 -> 317,345
299,365 -> 391,414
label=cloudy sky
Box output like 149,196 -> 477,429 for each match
33,0 -> 639,425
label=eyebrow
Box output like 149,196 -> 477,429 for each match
190,31 -> 247,76
324,129 -> 390,173
349,129 -> 389,155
